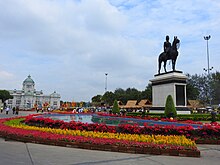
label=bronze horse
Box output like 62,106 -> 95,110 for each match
158,36 -> 180,74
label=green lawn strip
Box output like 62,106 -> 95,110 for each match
4,118 -> 25,126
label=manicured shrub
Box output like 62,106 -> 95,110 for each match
112,100 -> 120,114
126,113 -> 220,121
165,95 -> 177,118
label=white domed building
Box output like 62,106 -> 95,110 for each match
6,75 -> 61,110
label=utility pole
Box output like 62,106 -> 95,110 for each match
203,35 -> 213,106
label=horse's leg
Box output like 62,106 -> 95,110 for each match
164,61 -> 167,73
158,60 -> 161,74
171,59 -> 174,71
172,59 -> 176,71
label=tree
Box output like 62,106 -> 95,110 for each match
91,86 -> 152,106
91,95 -> 102,107
112,100 -> 120,114
211,71 -> 220,105
0,90 -> 13,107
141,83 -> 152,101
187,73 -> 210,104
114,88 -> 126,104
164,95 -> 177,118
125,88 -> 141,101
92,95 -> 102,103
186,83 -> 199,100
101,91 -> 115,106
187,72 -> 220,105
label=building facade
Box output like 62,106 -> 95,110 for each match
6,75 -> 61,110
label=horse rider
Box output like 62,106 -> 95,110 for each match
163,35 -> 171,58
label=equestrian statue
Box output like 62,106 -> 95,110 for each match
158,36 -> 180,74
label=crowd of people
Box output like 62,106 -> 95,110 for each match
0,106 -> 19,115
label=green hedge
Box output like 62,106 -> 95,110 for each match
126,112 -> 220,121
164,95 -> 177,117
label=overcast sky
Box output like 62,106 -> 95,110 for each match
0,0 -> 220,102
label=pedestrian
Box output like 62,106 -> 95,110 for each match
12,107 -> 16,114
15,106 -> 19,115
6,107 -> 10,115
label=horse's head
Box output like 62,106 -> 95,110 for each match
172,36 -> 180,50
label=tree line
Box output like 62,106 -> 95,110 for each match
92,85 -> 152,106
92,84 -> 152,106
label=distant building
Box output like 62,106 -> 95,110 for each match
5,75 -> 61,110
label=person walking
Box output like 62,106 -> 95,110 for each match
6,107 -> 10,115
15,106 -> 19,115
12,107 -> 16,114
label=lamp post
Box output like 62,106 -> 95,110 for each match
203,35 -> 213,75
203,35 -> 213,106
105,73 -> 108,93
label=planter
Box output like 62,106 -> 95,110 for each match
0,132 -> 202,157
169,149 -> 179,156
160,148 -> 171,156
103,144 -> 112,151
135,147 -> 145,154
118,146 -> 128,152
185,150 -> 200,157
179,150 -> 190,157
125,146 -> 136,154
110,145 -> 119,152
143,147 -> 153,154
91,145 -> 103,151
79,143 -> 91,149
149,148 -> 161,155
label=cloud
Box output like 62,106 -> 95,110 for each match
0,70 -> 14,79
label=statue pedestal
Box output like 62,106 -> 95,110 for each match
150,71 -> 190,114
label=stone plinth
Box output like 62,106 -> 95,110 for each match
150,71 -> 188,110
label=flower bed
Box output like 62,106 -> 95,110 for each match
24,115 -> 220,144
6,119 -> 196,147
0,117 -> 200,157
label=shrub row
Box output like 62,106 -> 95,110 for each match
126,112 -> 220,121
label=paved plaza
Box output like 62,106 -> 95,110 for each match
0,111 -> 219,165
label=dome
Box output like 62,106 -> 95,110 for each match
23,75 -> 35,84
50,91 -> 61,98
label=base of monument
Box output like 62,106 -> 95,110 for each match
149,107 -> 191,114
150,71 -> 188,107
154,70 -> 183,77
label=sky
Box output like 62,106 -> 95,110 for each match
0,0 -> 220,102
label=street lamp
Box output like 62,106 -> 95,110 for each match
105,73 -> 108,93
203,35 -> 213,75
203,35 -> 213,106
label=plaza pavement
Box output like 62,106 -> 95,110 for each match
0,111 -> 219,165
